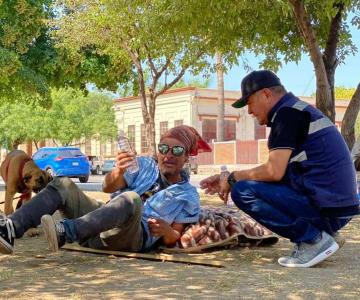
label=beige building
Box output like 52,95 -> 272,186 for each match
113,87 -> 264,154
114,88 -> 349,155
112,88 -> 351,165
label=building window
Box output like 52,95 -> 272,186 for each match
202,119 -> 217,142
160,121 -> 168,136
127,125 -> 136,151
174,119 -> 183,127
141,124 -> 148,153
224,120 -> 236,141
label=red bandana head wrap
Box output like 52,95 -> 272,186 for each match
160,125 -> 212,156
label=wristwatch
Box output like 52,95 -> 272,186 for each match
227,171 -> 237,188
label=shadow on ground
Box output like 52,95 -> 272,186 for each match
1,194 -> 360,299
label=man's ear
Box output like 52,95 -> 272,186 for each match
264,88 -> 272,102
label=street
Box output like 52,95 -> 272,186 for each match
74,174 -> 204,191
0,174 -> 205,192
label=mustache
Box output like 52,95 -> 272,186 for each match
163,159 -> 177,164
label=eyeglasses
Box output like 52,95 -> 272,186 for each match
158,144 -> 185,156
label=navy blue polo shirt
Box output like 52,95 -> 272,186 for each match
267,106 -> 311,151
267,98 -> 359,217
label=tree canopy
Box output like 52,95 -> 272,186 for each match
0,0 -> 53,105
2,0 -> 360,151
173,0 -> 360,147
0,89 -> 118,149
52,0 -> 214,154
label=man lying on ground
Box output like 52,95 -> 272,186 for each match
0,125 -> 211,254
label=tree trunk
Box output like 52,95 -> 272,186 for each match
322,1 -> 344,124
216,52 -> 225,142
341,83 -> 360,149
126,41 -> 204,156
323,63 -> 336,119
147,93 -> 157,155
145,118 -> 156,156
289,0 -> 334,122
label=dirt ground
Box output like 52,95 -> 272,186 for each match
1,191 -> 360,300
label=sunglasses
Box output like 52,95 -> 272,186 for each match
158,144 -> 185,156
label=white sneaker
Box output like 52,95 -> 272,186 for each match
278,231 -> 339,268
0,216 -> 15,255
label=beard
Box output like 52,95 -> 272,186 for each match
161,169 -> 175,178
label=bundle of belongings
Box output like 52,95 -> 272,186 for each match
163,206 -> 279,253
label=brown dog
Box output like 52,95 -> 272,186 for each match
1,149 -> 52,215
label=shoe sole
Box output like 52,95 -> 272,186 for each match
278,242 -> 339,268
41,215 -> 59,252
0,236 -> 13,254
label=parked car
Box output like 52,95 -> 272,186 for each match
184,156 -> 198,175
33,147 -> 90,183
88,155 -> 104,175
101,159 -> 116,175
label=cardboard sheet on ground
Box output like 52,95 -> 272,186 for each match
63,206 -> 278,267
62,243 -> 224,268
161,206 -> 279,253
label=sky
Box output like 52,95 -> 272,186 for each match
204,22 -> 360,97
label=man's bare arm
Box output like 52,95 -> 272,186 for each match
102,151 -> 136,193
232,148 -> 292,182
147,218 -> 185,246
162,223 -> 185,246
102,168 -> 127,193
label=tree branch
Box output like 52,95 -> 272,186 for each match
155,68 -> 186,98
155,51 -> 204,98
323,1 -> 345,70
121,41 -> 149,115
144,43 -> 159,78
289,0 -> 333,120
157,58 -> 172,78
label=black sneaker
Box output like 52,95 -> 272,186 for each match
0,216 -> 15,254
41,215 -> 66,252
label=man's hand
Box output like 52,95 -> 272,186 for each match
147,218 -> 184,246
147,218 -> 172,237
102,150 -> 135,193
114,150 -> 136,174
200,174 -> 221,195
218,176 -> 231,204
200,174 -> 231,204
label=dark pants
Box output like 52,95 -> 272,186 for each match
231,180 -> 351,244
10,177 -> 144,252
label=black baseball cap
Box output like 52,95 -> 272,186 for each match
232,70 -> 282,108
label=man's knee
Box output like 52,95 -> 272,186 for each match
231,180 -> 256,208
46,177 -> 76,197
231,180 -> 253,198
110,191 -> 142,219
49,177 -> 76,190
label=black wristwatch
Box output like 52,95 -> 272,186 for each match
227,171 -> 237,188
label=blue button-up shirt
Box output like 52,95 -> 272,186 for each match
111,156 -> 200,250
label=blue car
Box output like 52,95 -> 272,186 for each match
33,147 -> 90,183
101,159 -> 116,175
